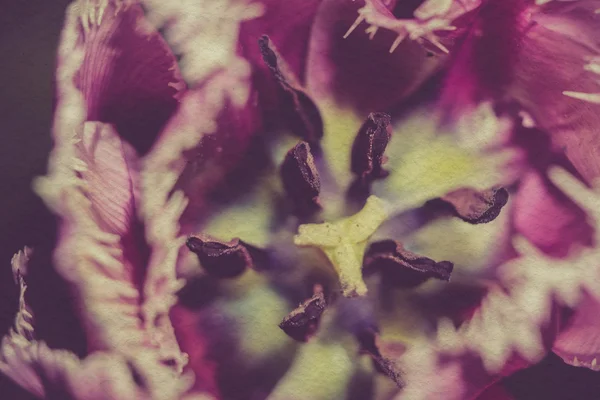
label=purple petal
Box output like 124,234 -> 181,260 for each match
306,0 -> 448,114
139,0 -> 262,230
445,1 -> 600,182
151,87 -> 260,232
135,4 -> 264,395
78,122 -> 138,236
440,0 -> 528,110
74,1 -> 184,154
512,170 -> 593,257
35,119 -> 191,397
170,306 -> 220,396
400,343 -> 527,400
553,293 -> 600,371
1,249 -> 193,400
509,2 -> 600,183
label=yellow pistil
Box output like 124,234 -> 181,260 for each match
293,195 -> 389,297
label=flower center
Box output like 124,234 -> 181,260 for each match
293,195 -> 390,297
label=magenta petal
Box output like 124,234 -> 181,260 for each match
75,1 -> 184,154
169,94 -> 260,230
512,170 -> 593,257
50,122 -> 144,350
508,2 -> 600,182
78,122 -> 138,236
553,293 -> 600,370
306,0 -> 446,114
34,119 -> 191,397
1,248 -> 192,399
440,0 -> 527,109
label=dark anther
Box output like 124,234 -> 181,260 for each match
441,187 -> 509,224
351,112 -> 392,182
258,35 -> 324,144
356,328 -> 405,388
363,240 -> 454,288
186,236 -> 254,278
279,288 -> 326,342
280,141 -> 322,216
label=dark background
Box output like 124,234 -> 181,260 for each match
0,1 -> 599,399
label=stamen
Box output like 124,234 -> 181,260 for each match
363,239 -> 453,287
186,236 -> 254,278
356,327 -> 405,387
351,112 -> 392,182
280,142 -> 322,216
279,287 -> 327,342
440,187 -> 509,224
258,35 -> 324,144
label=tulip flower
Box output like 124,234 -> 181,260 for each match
2,0 -> 600,399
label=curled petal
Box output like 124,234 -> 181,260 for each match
73,0 -> 184,154
77,122 -> 138,236
9,248 -> 35,341
36,121 -> 191,397
36,60 -> 190,396
1,249 -> 197,400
